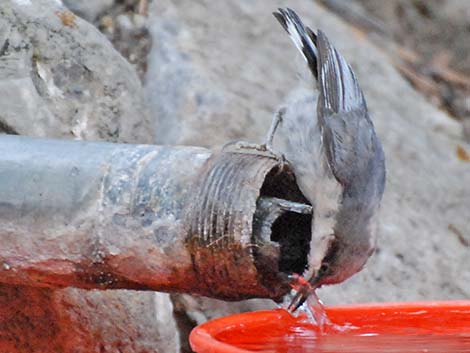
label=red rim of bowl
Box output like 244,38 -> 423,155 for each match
189,301 -> 470,353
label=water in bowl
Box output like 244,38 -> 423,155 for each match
286,275 -> 333,333
214,304 -> 470,353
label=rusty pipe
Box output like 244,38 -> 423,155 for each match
0,135 -> 312,300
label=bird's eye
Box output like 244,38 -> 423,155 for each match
319,263 -> 330,274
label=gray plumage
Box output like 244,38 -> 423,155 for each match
272,8 -> 386,310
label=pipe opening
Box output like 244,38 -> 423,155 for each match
186,151 -> 312,299
255,165 -> 312,276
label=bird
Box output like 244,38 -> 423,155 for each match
267,8 -> 386,312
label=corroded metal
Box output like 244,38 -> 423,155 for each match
186,152 -> 282,299
0,135 -> 311,300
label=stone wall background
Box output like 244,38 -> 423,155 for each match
1,0 -> 469,352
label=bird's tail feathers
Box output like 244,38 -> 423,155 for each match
273,8 -> 318,79
274,8 -> 365,114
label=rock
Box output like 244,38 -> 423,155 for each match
438,0 -> 470,27
0,0 -> 153,143
145,0 -> 470,319
0,285 -> 179,353
111,12 -> 151,80
354,0 -> 470,74
63,0 -> 114,23
91,2 -> 152,81
0,1 -> 169,352
146,1 -> 279,146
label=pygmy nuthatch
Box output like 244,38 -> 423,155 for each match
270,8 -> 386,311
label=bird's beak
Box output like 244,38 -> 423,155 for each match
287,272 -> 322,313
287,285 -> 310,312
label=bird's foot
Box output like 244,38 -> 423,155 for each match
222,140 -> 288,169
222,106 -> 288,167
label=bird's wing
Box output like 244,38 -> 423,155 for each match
315,30 -> 378,185
274,8 -> 378,185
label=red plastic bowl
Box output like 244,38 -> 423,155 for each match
189,301 -> 470,353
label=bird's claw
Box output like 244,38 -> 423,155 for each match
222,140 -> 288,169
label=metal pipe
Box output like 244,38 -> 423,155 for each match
0,135 -> 312,300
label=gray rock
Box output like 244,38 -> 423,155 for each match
63,0 -> 114,23
0,285 -> 179,353
146,1 -> 281,147
435,0 -> 470,26
145,0 -> 470,319
0,1 -> 167,352
0,0 -> 153,143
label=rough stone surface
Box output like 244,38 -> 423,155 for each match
0,1 -> 173,352
0,285 -> 179,353
145,0 -> 470,321
356,0 -> 470,74
0,0 -> 153,143
146,1 -> 278,146
64,0 -> 152,81
63,0 -> 115,23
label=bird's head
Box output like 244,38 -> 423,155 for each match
288,217 -> 377,312
309,223 -> 376,288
